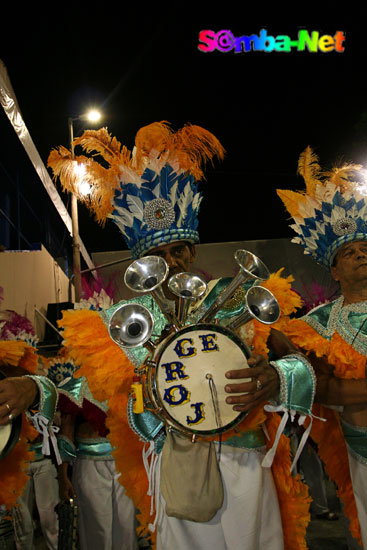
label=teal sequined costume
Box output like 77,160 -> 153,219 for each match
285,297 -> 367,548
101,277 -> 316,549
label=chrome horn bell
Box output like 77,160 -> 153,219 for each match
168,272 -> 207,327
199,249 -> 270,323
227,285 -> 280,331
124,256 -> 177,325
108,303 -> 154,348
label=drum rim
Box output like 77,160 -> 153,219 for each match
0,370 -> 23,460
147,323 -> 251,437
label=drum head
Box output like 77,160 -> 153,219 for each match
0,371 -> 22,460
152,324 -> 251,436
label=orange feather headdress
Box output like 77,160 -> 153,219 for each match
277,146 -> 367,268
48,122 -> 225,258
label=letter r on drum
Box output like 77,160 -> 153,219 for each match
162,361 -> 189,382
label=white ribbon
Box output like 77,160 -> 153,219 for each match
31,413 -> 62,465
262,422 -> 270,441
142,441 -> 161,533
262,404 -> 327,471
290,415 -> 311,473
262,404 -> 289,468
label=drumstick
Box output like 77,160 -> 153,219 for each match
206,374 -> 222,429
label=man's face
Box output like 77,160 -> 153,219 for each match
331,240 -> 367,291
147,241 -> 196,301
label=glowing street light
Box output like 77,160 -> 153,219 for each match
68,109 -> 102,302
86,109 -> 101,122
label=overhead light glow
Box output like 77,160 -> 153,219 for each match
73,163 -> 91,195
86,109 -> 101,122
79,181 -> 92,196
73,162 -> 86,178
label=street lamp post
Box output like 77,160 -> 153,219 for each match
68,110 -> 101,302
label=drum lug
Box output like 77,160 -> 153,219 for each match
145,360 -> 157,369
148,406 -> 163,415
144,340 -> 157,354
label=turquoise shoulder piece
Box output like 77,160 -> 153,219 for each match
58,376 -> 108,413
59,377 -> 85,406
338,300 -> 367,356
307,301 -> 334,326
347,310 -> 367,337
302,301 -> 335,337
303,297 -> 367,356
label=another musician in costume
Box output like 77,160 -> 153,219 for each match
50,325 -> 138,548
272,147 -> 367,548
0,303 -> 58,546
49,122 -> 316,550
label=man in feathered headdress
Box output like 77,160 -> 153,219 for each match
49,122 -> 317,550
272,147 -> 367,548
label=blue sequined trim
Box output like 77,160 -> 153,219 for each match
131,229 -> 199,259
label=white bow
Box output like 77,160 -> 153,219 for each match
262,404 -> 326,472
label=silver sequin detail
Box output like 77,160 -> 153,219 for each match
143,198 -> 175,230
332,218 -> 357,236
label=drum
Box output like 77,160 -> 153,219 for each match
0,371 -> 22,460
146,324 -> 251,437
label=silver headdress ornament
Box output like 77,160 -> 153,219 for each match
48,121 -> 225,258
277,146 -> 367,268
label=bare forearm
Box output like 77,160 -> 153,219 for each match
57,461 -> 76,500
316,375 -> 367,406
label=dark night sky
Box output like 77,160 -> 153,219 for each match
1,7 -> 367,260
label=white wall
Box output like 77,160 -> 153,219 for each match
0,246 -> 73,340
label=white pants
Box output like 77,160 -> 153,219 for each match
157,446 -> 284,550
348,451 -> 367,550
72,458 -> 138,550
13,458 -> 59,550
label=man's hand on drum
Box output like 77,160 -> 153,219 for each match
225,354 -> 280,412
0,377 -> 38,425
